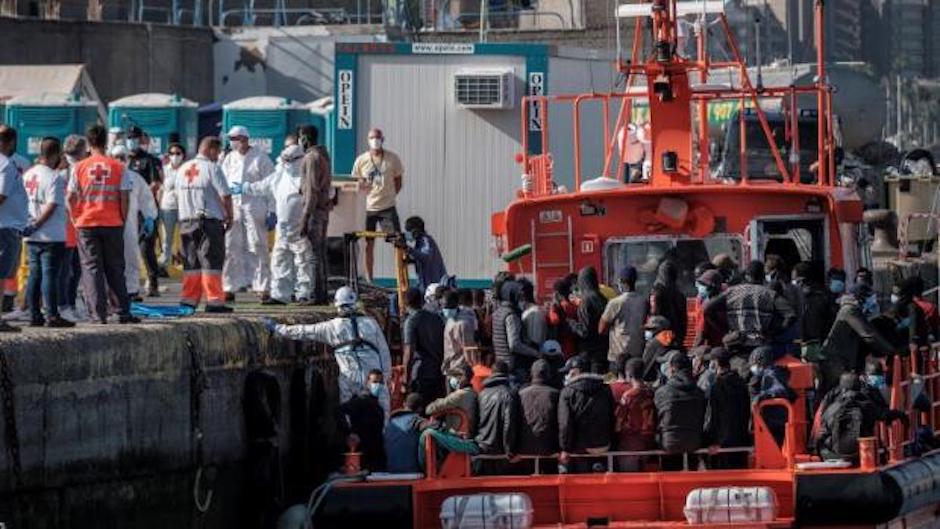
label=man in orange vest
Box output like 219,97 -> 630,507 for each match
66,125 -> 139,324
174,136 -> 233,312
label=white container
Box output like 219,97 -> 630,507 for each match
683,486 -> 778,525
440,493 -> 534,529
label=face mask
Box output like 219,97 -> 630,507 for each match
750,364 -> 761,376
369,382 -> 383,398
368,138 -> 383,150
696,283 -> 710,299
766,273 -> 776,284
125,139 -> 140,151
644,330 -> 654,341
448,376 -> 460,391
829,279 -> 845,295
659,362 -> 669,378
404,230 -> 415,243
65,154 -> 77,166
563,373 -> 574,386
791,279 -> 801,287
518,301 -> 527,312
890,294 -> 900,305
863,294 -> 879,318
867,375 -> 885,390
169,155 -> 182,166
442,308 -> 458,320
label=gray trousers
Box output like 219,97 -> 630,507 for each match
305,211 -> 329,304
78,226 -> 130,321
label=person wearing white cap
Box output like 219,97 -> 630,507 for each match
220,125 -> 275,301
230,144 -> 312,305
110,144 -> 158,300
263,286 -> 392,412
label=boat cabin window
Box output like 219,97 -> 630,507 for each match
753,218 -> 827,271
718,114 -> 820,183
604,235 -> 744,297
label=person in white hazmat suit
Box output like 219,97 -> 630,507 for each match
220,126 -> 275,300
263,287 -> 391,417
230,144 -> 312,305
111,144 -> 158,299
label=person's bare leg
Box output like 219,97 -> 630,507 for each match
365,238 -> 375,282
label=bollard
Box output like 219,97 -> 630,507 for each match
342,435 -> 362,475
859,437 -> 877,470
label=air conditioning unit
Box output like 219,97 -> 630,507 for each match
454,69 -> 515,109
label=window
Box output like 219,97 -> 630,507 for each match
604,235 -> 744,297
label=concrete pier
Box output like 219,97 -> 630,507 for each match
0,284 -> 387,528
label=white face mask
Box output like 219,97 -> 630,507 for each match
750,364 -> 761,376
890,294 -> 900,305
644,330 -> 655,341
168,155 -> 183,167
126,139 -> 140,151
368,137 -> 383,151
65,154 -> 77,166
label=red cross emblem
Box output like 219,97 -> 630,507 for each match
24,175 -> 39,195
184,164 -> 201,184
89,163 -> 109,184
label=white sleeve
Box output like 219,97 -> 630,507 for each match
274,321 -> 335,343
242,171 -> 275,197
137,176 -> 158,218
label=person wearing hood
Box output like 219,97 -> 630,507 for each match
641,315 -> 676,382
110,143 -> 159,302
474,360 -> 521,475
491,278 -> 541,381
231,144 -> 312,305
402,286 -> 446,405
571,266 -> 610,366
650,260 -> 688,346
654,351 -> 706,470
749,346 -> 797,447
702,348 -> 751,469
442,289 -> 477,376
518,359 -> 561,462
266,286 -> 392,416
693,269 -> 728,348
558,356 -> 615,473
819,282 -> 895,399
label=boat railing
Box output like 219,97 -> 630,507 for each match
880,344 -> 940,463
469,447 -> 755,476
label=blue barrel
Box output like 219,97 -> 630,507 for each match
108,93 -> 198,155
5,93 -> 99,159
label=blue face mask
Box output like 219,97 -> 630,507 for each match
867,375 -> 886,390
448,376 -> 460,391
404,230 -> 415,243
696,283 -> 710,299
369,382 -> 384,398
863,294 -> 879,318
659,362 -> 669,378
829,279 -> 845,295
442,308 -> 458,320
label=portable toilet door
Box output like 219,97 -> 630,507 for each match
108,93 -> 198,155
222,96 -> 311,158
5,93 -> 99,159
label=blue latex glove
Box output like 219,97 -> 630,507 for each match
229,182 -> 243,195
143,217 -> 156,237
261,317 -> 277,333
265,212 -> 277,231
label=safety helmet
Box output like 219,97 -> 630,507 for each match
334,286 -> 358,308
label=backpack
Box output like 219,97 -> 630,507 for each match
820,391 -> 864,459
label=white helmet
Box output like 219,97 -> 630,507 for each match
334,286 -> 358,308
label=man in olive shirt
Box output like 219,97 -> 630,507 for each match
353,127 -> 403,282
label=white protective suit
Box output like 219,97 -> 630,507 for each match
221,147 -> 275,293
124,170 -> 158,295
241,146 -> 313,303
275,314 -> 392,416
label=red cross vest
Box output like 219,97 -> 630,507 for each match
71,154 -> 125,228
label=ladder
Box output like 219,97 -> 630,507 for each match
530,216 -> 574,298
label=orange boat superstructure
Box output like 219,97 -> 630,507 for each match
316,2 -> 940,529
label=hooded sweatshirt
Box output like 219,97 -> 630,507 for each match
651,261 -> 688,346
574,267 -> 610,364
559,372 -> 615,453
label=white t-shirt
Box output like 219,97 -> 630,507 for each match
23,164 -> 66,242
175,156 -> 231,221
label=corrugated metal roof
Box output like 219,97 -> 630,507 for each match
110,93 -> 198,108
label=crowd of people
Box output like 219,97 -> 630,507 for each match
271,253 -> 936,475
0,121 -> 432,329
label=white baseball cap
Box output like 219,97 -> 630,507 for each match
226,125 -> 250,139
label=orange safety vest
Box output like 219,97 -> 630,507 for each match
71,154 -> 125,228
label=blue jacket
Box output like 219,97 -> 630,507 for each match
407,232 -> 447,292
384,410 -> 423,473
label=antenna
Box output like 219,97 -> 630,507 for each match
754,15 -> 763,91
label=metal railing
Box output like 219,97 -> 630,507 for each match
219,7 -> 350,27
470,447 -> 755,475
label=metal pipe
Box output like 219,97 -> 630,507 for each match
696,15 -> 710,181
601,16 -> 643,179
815,0 -> 828,186
479,0 -> 486,43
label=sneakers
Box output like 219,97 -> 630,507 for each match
0,320 -> 20,333
118,314 -> 141,324
29,316 -> 45,327
261,298 -> 286,306
47,315 -> 76,328
224,292 -> 236,303
2,308 -> 30,322
205,305 -> 234,313
58,307 -> 81,323
146,279 -> 160,297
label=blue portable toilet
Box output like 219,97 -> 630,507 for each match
108,93 -> 198,155
4,93 -> 99,158
222,96 -> 312,158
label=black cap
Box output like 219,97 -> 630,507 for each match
704,347 -> 730,362
126,125 -> 143,138
645,315 -> 671,331
560,355 -> 589,373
